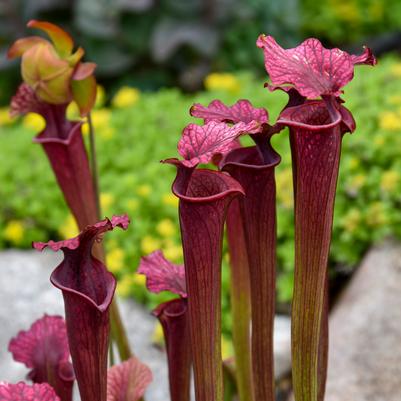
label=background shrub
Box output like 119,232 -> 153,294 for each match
1,56 -> 401,335
1,0 -> 401,104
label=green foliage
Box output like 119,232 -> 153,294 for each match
2,0 -> 401,104
301,0 -> 401,44
0,0 -> 300,101
1,57 -> 401,335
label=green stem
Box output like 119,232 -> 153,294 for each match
110,299 -> 133,361
87,113 -> 101,216
226,200 -> 254,401
109,338 -> 115,366
87,112 -> 133,362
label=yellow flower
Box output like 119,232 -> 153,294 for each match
133,273 -> 146,287
163,244 -> 183,262
373,136 -> 385,146
116,275 -> 134,297
91,109 -> 111,128
342,209 -> 361,233
81,122 -> 89,136
162,193 -> 178,207
136,185 -> 151,197
366,202 -> 388,227
152,322 -> 164,345
381,170 -> 399,193
112,87 -> 140,108
391,63 -> 401,78
279,192 -> 293,209
22,113 -> 45,131
348,157 -> 360,170
107,248 -> 125,274
276,168 -> 293,209
221,335 -> 233,360
66,102 -> 81,120
126,199 -> 139,211
349,174 -> 366,191
59,215 -> 78,239
100,192 -> 114,211
98,126 -> 115,140
204,73 -> 241,93
379,111 -> 401,131
0,108 -> 14,126
4,220 -> 25,244
156,219 -> 176,237
141,235 -> 161,254
388,95 -> 401,105
95,85 -> 106,108
335,3 -> 360,23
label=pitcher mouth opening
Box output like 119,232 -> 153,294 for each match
51,262 -> 116,313
153,298 -> 188,319
277,100 -> 343,131
221,145 -> 281,170
34,120 -> 82,145
169,163 -> 244,203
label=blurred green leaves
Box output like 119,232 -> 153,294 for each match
1,57 -> 401,333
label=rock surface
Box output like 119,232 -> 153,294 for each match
0,249 -> 169,400
0,249 -> 291,399
325,240 -> 401,401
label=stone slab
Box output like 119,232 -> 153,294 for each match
325,240 -> 401,401
0,249 -> 169,400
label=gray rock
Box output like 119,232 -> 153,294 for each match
0,249 -> 169,400
0,250 -> 65,384
325,240 -> 401,401
274,315 -> 291,379
0,249 -> 292,399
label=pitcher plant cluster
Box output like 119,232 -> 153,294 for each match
0,21 -> 376,401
